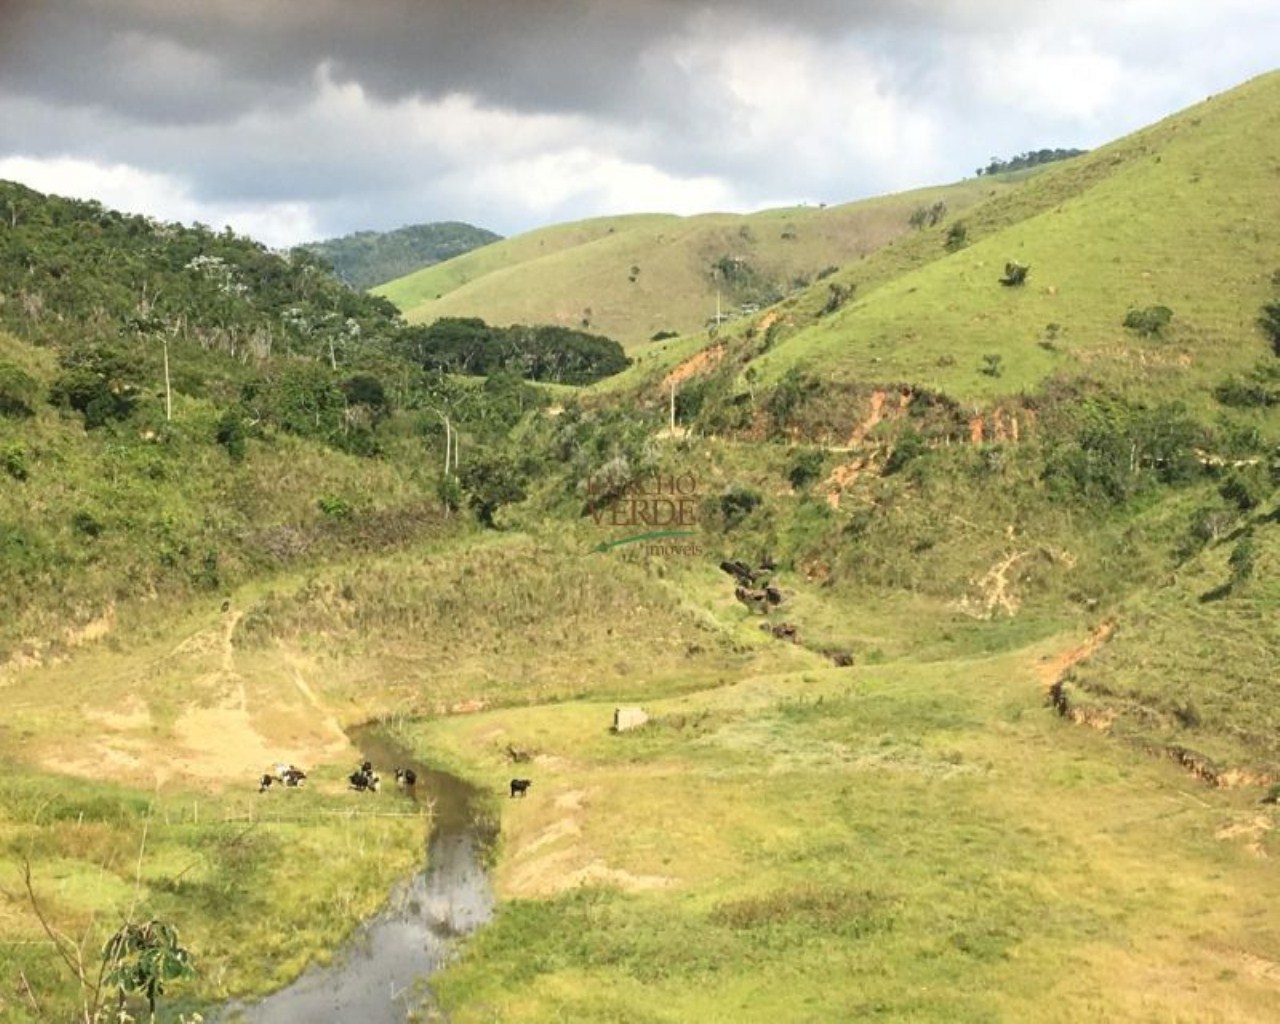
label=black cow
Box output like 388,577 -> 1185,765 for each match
719,559 -> 758,586
509,778 -> 533,798
258,773 -> 275,793
281,766 -> 307,787
395,767 -> 417,786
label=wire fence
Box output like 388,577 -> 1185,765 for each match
145,801 -> 432,828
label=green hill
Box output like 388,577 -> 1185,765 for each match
376,179 -> 1017,348
298,220 -> 501,290
746,73 -> 1280,407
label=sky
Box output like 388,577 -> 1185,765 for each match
0,1 -> 1275,248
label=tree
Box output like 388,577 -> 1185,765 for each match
786,448 -> 826,489
459,452 -> 527,527
883,428 -> 927,475
719,485 -> 762,529
821,281 -> 855,315
48,346 -> 143,428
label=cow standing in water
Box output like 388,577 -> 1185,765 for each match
509,778 -> 532,798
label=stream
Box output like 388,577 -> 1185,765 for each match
215,726 -> 496,1023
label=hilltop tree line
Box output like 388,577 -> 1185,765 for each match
297,221 -> 502,291
976,148 -> 1087,177
399,317 -> 629,385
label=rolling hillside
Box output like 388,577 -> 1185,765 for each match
666,70 -> 1280,409
376,178 -> 1017,347
1,71 -> 1279,1023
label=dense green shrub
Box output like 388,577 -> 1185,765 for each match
1123,305 -> 1174,337
883,428 -> 927,475
71,510 -> 104,537
1259,299 -> 1280,356
459,452 -> 528,527
215,409 -> 247,461
2,443 -> 29,480
766,368 -> 820,436
48,346 -> 143,428
1219,465 -> 1271,511
1215,360 -> 1280,407
999,262 -> 1029,286
0,362 -> 38,417
317,495 -> 353,519
821,282 -> 855,315
786,448 -> 827,490
719,485 -> 763,529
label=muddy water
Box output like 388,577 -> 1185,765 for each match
216,726 -> 496,1024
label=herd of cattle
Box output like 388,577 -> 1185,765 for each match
256,761 -> 417,794
258,761 -> 532,798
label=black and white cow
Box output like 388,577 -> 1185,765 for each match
350,763 -> 381,792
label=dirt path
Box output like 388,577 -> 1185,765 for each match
661,342 -> 725,391
1035,620 -> 1116,690
823,389 -> 913,506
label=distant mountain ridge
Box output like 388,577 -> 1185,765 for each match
299,221 -> 502,290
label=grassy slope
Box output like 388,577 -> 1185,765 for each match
4,72 -> 1280,1024
1065,505 -> 1280,775
377,180 -> 1011,348
407,633 -> 1280,1023
6,526 -> 1278,1021
747,70 -> 1280,406
0,341 -> 447,658
375,214 -> 680,324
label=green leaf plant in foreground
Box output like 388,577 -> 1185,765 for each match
102,919 -> 196,1022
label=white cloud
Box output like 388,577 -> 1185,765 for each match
970,34 -> 1127,122
0,156 -> 320,247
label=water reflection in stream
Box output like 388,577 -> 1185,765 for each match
217,727 -> 495,1024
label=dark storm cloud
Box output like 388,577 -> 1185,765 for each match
0,0 -> 997,125
0,0 -> 1275,244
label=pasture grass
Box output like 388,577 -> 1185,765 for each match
0,764 -> 424,1022
402,642 -> 1280,1023
377,180 -> 1014,349
746,70 -> 1280,408
1066,501 -> 1280,775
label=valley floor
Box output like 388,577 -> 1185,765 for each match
1,538 -> 1277,1022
